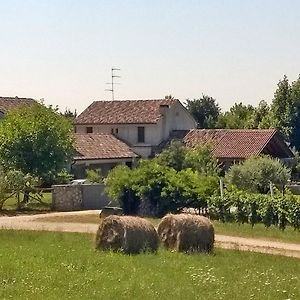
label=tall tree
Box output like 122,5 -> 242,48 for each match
269,75 -> 293,140
185,95 -> 220,128
0,103 -> 74,185
289,75 -> 300,149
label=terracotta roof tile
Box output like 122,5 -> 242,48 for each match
0,97 -> 36,114
74,133 -> 138,160
75,99 -> 178,125
183,129 -> 289,159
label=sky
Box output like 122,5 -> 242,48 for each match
1,0 -> 300,113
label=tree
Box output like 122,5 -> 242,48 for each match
269,75 -> 293,140
63,108 -> 77,120
288,75 -> 300,149
184,144 -> 220,176
253,100 -> 270,128
185,95 -> 220,128
0,169 -> 40,209
217,102 -> 255,129
156,141 -> 220,175
225,155 -> 291,194
0,103 -> 74,185
155,141 -> 187,171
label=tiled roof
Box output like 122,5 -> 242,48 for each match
183,129 -> 291,159
74,133 -> 138,160
75,99 -> 178,125
0,97 -> 36,114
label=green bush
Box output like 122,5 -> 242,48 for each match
55,168 -> 74,184
105,159 -> 219,217
225,155 -> 291,193
86,168 -> 102,183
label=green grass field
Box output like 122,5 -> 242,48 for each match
37,214 -> 300,244
0,230 -> 299,300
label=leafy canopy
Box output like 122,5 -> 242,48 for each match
0,103 -> 74,184
185,95 -> 220,128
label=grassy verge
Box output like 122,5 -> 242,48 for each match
0,230 -> 299,300
36,214 -> 300,244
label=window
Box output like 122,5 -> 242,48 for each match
111,128 -> 114,134
86,127 -> 93,133
137,126 -> 145,143
116,128 -> 119,134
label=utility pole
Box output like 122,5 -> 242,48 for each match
105,67 -> 121,101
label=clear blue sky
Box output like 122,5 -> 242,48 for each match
1,0 -> 300,113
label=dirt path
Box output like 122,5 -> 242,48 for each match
1,211 -> 300,258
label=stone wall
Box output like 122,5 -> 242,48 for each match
52,185 -> 83,211
52,184 -> 111,211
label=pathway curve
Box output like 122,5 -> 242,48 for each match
1,211 -> 299,258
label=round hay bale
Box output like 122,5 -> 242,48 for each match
157,214 -> 214,253
95,215 -> 159,254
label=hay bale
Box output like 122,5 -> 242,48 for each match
157,214 -> 214,253
95,215 -> 159,254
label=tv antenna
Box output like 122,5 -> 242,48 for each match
105,67 -> 121,101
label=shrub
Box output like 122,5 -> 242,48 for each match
86,168 -> 102,183
55,168 -> 74,184
225,155 -> 291,193
105,160 -> 219,217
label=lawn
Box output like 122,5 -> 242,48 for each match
0,230 -> 299,300
37,214 -> 300,244
2,192 -> 52,211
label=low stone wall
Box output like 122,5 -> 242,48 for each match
52,184 -> 111,211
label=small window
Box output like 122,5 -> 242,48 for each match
116,128 -> 119,134
86,127 -> 93,133
137,126 -> 145,143
111,128 -> 114,134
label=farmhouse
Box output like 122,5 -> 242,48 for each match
75,99 -> 197,158
73,99 -> 294,176
182,128 -> 294,168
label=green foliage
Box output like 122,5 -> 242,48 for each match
208,188 -> 300,231
156,141 -> 187,171
0,103 -> 74,185
156,141 -> 220,175
225,156 -> 291,193
217,103 -> 256,129
184,144 -> 220,176
0,169 -> 40,209
185,95 -> 220,128
105,165 -> 140,214
86,168 -> 102,183
105,158 -> 219,217
269,75 -> 293,140
55,168 -> 74,184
